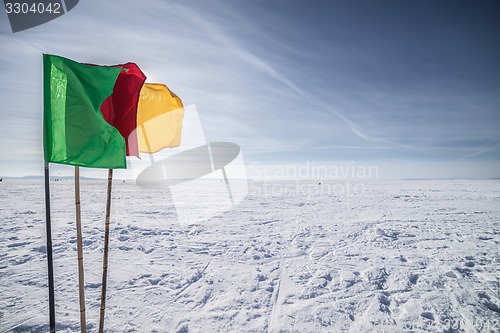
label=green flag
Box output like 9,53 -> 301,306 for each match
43,54 -> 127,169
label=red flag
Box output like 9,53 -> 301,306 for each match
100,63 -> 146,157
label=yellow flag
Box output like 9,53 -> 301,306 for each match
137,83 -> 184,153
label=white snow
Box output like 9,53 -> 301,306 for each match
1,179 -> 499,332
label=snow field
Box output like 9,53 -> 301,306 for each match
1,179 -> 499,332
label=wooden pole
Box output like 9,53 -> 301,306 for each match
140,123 -> 156,165
44,162 -> 56,332
98,169 -> 113,333
207,142 -> 233,206
74,166 -> 87,333
221,166 -> 234,207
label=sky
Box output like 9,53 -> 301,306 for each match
0,0 -> 499,179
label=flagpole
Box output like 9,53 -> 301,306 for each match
44,162 -> 56,333
98,168 -> 113,333
206,142 -> 234,207
140,123 -> 156,165
74,166 -> 87,333
220,166 -> 234,207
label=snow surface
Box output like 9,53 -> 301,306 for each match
1,179 -> 499,332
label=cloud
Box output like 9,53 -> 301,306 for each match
0,0 -> 499,177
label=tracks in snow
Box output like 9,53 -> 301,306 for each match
267,216 -> 304,333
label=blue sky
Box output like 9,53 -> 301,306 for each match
0,0 -> 499,178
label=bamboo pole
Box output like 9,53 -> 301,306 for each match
220,166 -> 234,207
207,142 -> 233,207
44,162 -> 56,332
74,166 -> 87,333
141,123 -> 156,165
98,169 -> 113,333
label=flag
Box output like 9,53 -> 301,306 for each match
137,83 -> 185,153
43,54 -> 127,169
100,63 -> 146,157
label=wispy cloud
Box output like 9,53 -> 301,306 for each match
0,0 -> 499,177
